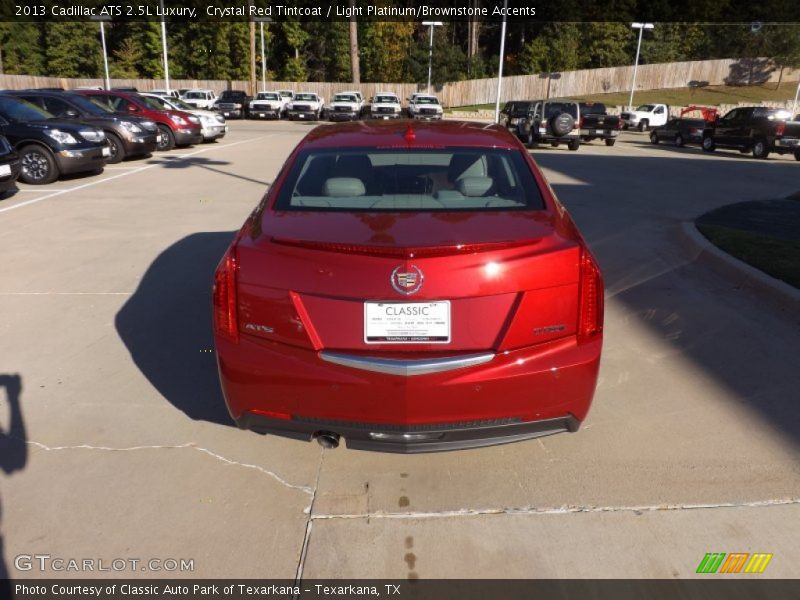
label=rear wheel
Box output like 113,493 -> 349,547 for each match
605,138 -> 616,147
752,139 -> 769,159
105,132 -> 125,164
568,139 -> 580,151
550,142 -> 560,147
19,144 -> 59,185
638,119 -> 649,132
674,133 -> 684,147
156,124 -> 175,151
702,136 -> 715,152
650,131 -> 659,144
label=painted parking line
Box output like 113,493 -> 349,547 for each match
0,135 -> 272,215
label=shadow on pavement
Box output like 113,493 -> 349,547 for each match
0,374 -> 26,594
115,232 -> 236,426
147,156 -> 273,187
533,151 -> 800,448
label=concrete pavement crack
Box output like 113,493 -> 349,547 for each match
26,440 -> 313,494
294,447 -> 325,587
308,496 -> 800,521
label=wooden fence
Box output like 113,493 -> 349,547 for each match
1,57 -> 797,108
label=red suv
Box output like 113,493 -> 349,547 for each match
76,90 -> 203,151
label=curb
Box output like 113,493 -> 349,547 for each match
679,221 -> 800,313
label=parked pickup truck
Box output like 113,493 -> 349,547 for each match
518,100 -> 582,151
249,92 -> 286,119
702,107 -> 800,160
287,93 -> 324,121
407,94 -> 443,120
579,102 -> 622,146
621,103 -> 669,131
328,92 -> 363,121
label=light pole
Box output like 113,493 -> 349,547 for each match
793,80 -> 800,116
254,17 -> 272,93
493,0 -> 508,123
159,0 -> 170,91
421,21 -> 442,93
628,22 -> 654,110
90,15 -> 111,90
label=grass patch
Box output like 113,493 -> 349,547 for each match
449,82 -> 800,112
696,223 -> 800,289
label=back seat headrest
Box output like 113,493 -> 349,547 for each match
458,176 -> 494,197
323,177 -> 366,197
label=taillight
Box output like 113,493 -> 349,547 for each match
776,122 -> 786,136
616,119 -> 624,129
578,117 -> 584,129
577,249 -> 604,340
213,245 -> 239,342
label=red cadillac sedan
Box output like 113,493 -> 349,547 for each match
213,120 -> 603,453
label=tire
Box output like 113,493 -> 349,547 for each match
156,124 -> 175,151
702,136 -> 715,152
19,144 -> 59,185
794,151 -> 800,161
568,139 -> 580,151
605,138 -> 616,147
105,132 -> 125,164
549,112 -> 575,137
551,142 -> 560,147
674,134 -> 684,147
650,131 -> 659,144
638,120 -> 649,132
752,139 -> 769,159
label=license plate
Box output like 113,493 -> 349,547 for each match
259,113 -> 265,117
364,301 -> 450,344
595,129 -> 604,134
298,114 -> 305,119
102,146 -> 111,157
223,112 -> 230,117
0,164 -> 11,177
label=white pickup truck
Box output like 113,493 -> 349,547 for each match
181,89 -> 217,110
407,93 -> 444,120
286,93 -> 324,121
621,103 -> 669,131
249,92 -> 286,119
328,92 -> 363,121
370,92 -> 403,119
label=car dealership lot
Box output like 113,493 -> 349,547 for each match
1,121 -> 798,579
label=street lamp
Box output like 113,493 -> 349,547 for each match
421,21 -> 442,93
159,0 -> 170,91
493,0 -> 508,123
628,22 -> 654,109
90,15 -> 111,91
253,17 -> 272,93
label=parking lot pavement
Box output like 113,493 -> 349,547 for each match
0,123 -> 798,580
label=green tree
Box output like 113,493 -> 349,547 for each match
579,22 -> 635,68
0,23 -> 45,75
361,21 -> 414,82
518,23 -> 581,74
109,37 -> 142,79
43,23 -> 101,78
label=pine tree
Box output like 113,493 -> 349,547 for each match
44,23 -> 102,78
0,23 -> 45,75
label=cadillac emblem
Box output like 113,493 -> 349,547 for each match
390,265 -> 423,295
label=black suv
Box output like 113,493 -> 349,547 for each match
214,90 -> 251,119
3,90 -> 158,163
0,95 -> 109,184
0,135 -> 21,193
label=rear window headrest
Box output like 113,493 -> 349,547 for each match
323,177 -> 366,197
458,177 -> 494,197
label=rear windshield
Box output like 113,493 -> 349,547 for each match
274,148 -> 545,212
580,103 -> 607,115
753,107 -> 792,120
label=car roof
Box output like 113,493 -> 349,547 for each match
299,120 -> 520,150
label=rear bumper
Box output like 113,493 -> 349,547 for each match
217,335 -> 601,453
237,412 -> 581,453
0,156 -> 21,190
580,129 -> 619,139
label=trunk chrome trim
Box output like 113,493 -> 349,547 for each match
319,351 -> 495,377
